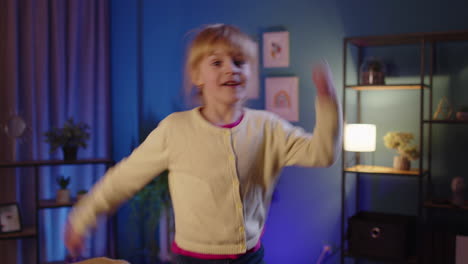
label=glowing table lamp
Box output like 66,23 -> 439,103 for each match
344,124 -> 376,152
344,124 -> 376,166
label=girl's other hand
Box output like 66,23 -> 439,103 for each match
312,60 -> 336,98
64,220 -> 85,257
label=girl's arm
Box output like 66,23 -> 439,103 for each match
66,119 -> 171,250
277,61 -> 343,167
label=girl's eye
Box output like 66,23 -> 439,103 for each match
233,59 -> 246,67
211,60 -> 222,67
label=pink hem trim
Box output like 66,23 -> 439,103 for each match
171,240 -> 261,260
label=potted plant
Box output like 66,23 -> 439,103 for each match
383,132 -> 420,170
456,106 -> 468,121
76,189 -> 87,201
56,176 -> 71,203
128,171 -> 173,262
44,118 -> 91,160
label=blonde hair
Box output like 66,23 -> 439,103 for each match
184,24 -> 257,106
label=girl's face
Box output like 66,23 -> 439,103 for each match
195,47 -> 251,107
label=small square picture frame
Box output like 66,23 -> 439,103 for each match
263,31 -> 290,68
0,202 -> 22,233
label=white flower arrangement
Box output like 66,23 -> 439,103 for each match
383,132 -> 420,161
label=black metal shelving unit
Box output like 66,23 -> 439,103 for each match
0,158 -> 115,264
340,30 -> 468,264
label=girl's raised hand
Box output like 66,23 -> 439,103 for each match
312,60 -> 336,98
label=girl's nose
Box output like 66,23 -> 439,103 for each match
224,60 -> 241,74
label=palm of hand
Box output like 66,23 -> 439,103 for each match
312,61 -> 336,98
65,222 -> 85,257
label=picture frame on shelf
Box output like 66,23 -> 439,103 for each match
0,202 -> 22,233
263,31 -> 290,68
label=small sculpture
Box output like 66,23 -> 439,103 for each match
451,176 -> 465,207
433,96 -> 454,120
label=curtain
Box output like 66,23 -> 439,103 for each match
0,0 -> 111,263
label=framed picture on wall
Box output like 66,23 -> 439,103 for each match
265,76 -> 299,121
0,203 -> 22,233
263,31 -> 290,68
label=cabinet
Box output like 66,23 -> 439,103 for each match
340,31 -> 468,263
0,158 -> 115,264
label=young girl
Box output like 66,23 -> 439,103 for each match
65,24 -> 342,264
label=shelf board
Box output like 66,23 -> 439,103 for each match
39,199 -> 76,209
0,158 -> 113,168
0,226 -> 36,240
346,30 -> 468,47
423,119 -> 468,124
344,165 -> 423,176
346,84 -> 429,91
424,200 -> 468,211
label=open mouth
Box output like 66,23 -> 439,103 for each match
222,81 -> 242,87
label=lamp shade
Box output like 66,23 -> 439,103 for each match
344,124 -> 376,152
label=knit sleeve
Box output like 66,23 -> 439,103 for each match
68,118 -> 170,236
276,95 -> 342,168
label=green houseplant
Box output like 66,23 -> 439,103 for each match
383,132 -> 420,170
128,171 -> 173,263
44,118 -> 91,160
56,176 -> 71,203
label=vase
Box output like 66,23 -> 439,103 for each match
453,192 -> 465,207
56,189 -> 70,203
456,112 -> 468,121
62,146 -> 78,161
361,70 -> 385,85
393,156 -> 410,170
360,57 -> 386,85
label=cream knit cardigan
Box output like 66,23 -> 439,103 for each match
69,96 -> 342,254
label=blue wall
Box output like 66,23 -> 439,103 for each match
110,0 -> 468,263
